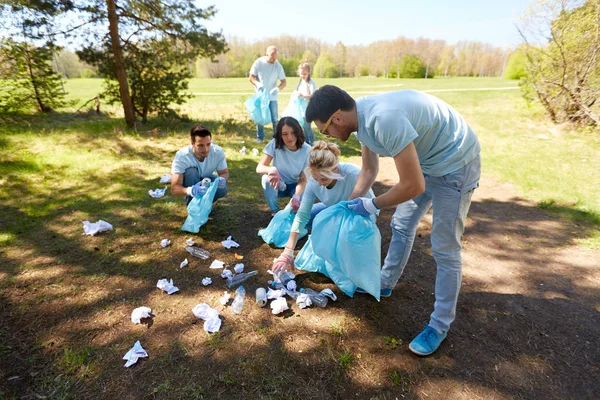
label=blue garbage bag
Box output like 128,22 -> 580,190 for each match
181,180 -> 219,233
244,89 -> 271,126
281,94 -> 307,126
258,206 -> 308,248
310,201 -> 381,300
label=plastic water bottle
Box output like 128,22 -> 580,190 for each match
278,180 -> 287,191
300,288 -> 328,308
226,270 -> 258,289
184,246 -> 210,259
231,286 -> 246,314
274,270 -> 294,287
201,177 -> 212,187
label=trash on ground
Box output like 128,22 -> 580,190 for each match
240,146 -> 247,155
299,288 -> 328,307
219,291 -> 231,305
234,263 -> 244,273
202,277 -> 212,286
221,236 -> 240,249
82,220 -> 113,236
192,303 -> 221,333
231,286 -> 246,314
296,293 -> 312,309
160,239 -> 171,248
210,259 -> 225,269
220,269 -> 233,279
226,270 -> 258,288
255,287 -> 267,307
159,174 -> 172,183
186,238 -> 195,246
148,187 -> 167,198
267,288 -> 285,299
180,258 -> 189,269
234,253 -> 244,260
270,297 -> 288,315
320,288 -> 337,301
252,148 -> 259,156
184,246 -> 210,259
157,278 -> 179,294
123,341 -> 148,368
131,307 -> 153,324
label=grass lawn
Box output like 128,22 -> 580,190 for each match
0,76 -> 599,399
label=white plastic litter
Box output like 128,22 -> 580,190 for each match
286,280 -> 297,292
202,277 -> 212,286
123,341 -> 148,368
192,303 -> 221,333
252,148 -> 259,156
160,239 -> 171,248
234,263 -> 244,273
159,174 -> 172,183
180,258 -> 189,269
320,288 -> 337,301
270,297 -> 289,315
148,187 -> 167,198
82,220 -> 113,236
220,269 -> 233,279
221,236 -> 239,249
186,238 -> 195,246
210,260 -> 225,269
156,278 -> 179,294
131,307 -> 153,324
296,293 -> 312,309
267,288 -> 285,299
219,291 -> 231,305
255,288 -> 267,307
239,146 -> 247,155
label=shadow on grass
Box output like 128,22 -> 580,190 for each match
0,115 -> 598,399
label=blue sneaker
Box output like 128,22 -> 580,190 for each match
409,325 -> 447,356
354,287 -> 393,297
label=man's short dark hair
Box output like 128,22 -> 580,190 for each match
274,117 -> 305,149
305,85 -> 356,123
190,125 -> 211,141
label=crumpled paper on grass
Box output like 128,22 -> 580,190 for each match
180,258 -> 188,269
159,174 -> 172,183
252,148 -> 259,156
270,297 -> 288,315
186,238 -> 195,246
234,263 -> 244,273
202,277 -> 212,286
156,278 -> 179,294
219,291 -> 231,305
160,239 -> 171,248
240,146 -> 247,155
192,303 -> 221,333
131,307 -> 153,324
221,236 -> 239,249
123,341 -> 148,367
220,269 -> 233,279
149,187 -> 167,198
210,259 -> 225,269
267,288 -> 285,299
82,220 -> 113,236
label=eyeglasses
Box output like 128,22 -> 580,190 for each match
320,109 -> 341,136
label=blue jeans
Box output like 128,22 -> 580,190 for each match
183,168 -> 228,205
256,101 -> 279,141
303,121 -> 315,145
381,155 -> 481,332
261,174 -> 297,212
306,202 -> 327,230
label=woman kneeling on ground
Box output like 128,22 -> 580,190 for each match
256,117 -> 311,216
272,141 -> 376,272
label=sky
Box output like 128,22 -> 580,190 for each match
201,0 -> 533,49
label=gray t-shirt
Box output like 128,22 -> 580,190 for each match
171,144 -> 227,177
263,139 -> 310,184
249,57 -> 286,101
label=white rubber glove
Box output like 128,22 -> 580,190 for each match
269,87 -> 280,96
255,81 -> 263,90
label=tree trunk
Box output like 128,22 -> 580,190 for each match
25,46 -> 51,113
106,0 -> 135,128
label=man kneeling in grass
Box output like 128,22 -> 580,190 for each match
170,125 -> 230,205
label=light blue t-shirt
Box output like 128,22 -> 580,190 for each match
355,90 -> 480,177
171,144 -> 227,177
249,57 -> 286,101
291,163 -> 375,233
263,139 -> 310,184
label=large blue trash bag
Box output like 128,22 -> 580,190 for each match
181,180 -> 219,233
281,94 -> 307,126
310,201 -> 381,300
244,89 -> 271,126
258,206 -> 308,248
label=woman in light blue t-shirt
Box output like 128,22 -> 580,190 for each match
271,141 -> 375,272
256,117 -> 311,215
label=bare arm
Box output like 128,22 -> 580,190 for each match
249,74 -> 261,87
372,142 -> 425,209
171,173 -> 187,196
256,154 -> 274,174
349,145 -> 380,199
278,78 -> 286,91
294,171 -> 307,197
217,168 -> 229,181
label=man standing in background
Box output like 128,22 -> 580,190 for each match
249,45 -> 286,143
